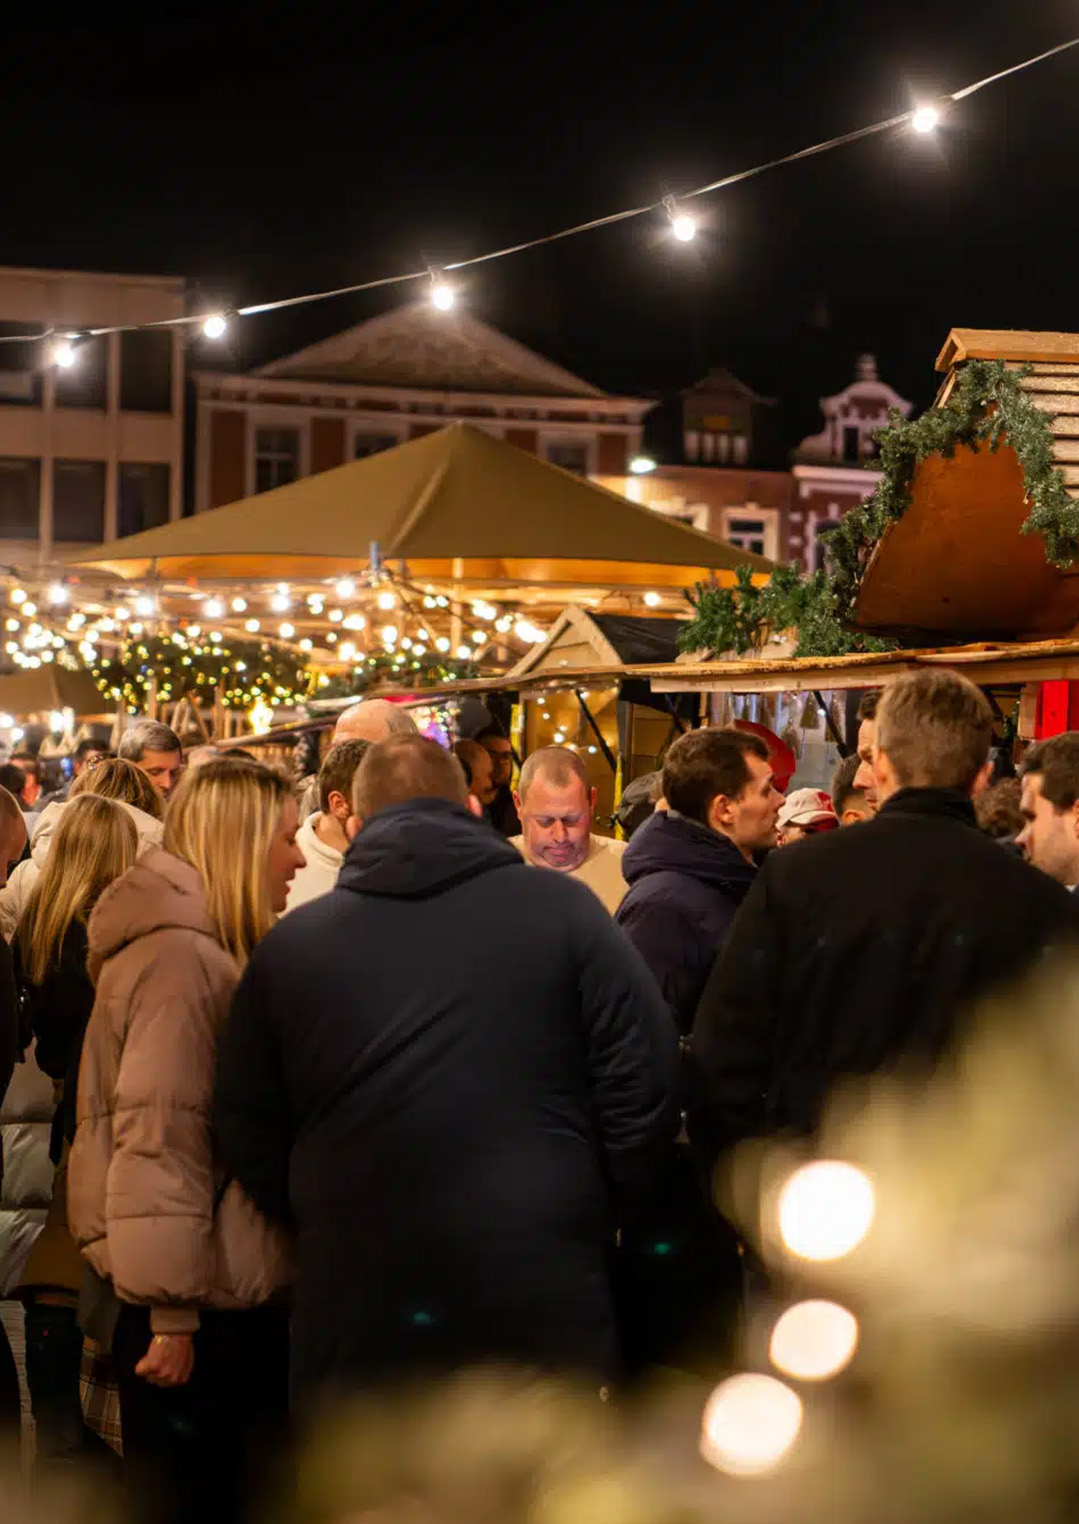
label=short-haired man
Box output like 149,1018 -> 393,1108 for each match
691,669 -> 1079,1160
831,753 -> 873,826
37,737 -> 111,808
298,699 -> 418,820
617,729 -> 781,1034
117,720 -> 184,800
475,726 -> 520,837
512,747 -> 627,913
851,690 -> 880,813
217,733 -> 678,1402
285,740 -> 370,911
452,739 -> 496,810
1017,732 -> 1079,888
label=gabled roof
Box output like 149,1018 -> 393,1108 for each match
681,366 -> 776,407
253,301 -> 607,398
936,328 -> 1079,372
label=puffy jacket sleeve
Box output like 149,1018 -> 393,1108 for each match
214,952 -> 293,1228
688,862 -> 780,1163
573,889 -> 680,1212
0,859 -> 35,946
103,948 -> 224,1333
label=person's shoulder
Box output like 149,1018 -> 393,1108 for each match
591,834 -> 626,858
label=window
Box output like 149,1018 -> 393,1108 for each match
0,322 -> 43,405
255,428 -> 300,492
842,425 -> 861,463
726,516 -> 767,557
545,440 -> 589,475
813,517 -> 839,572
120,329 -> 173,413
732,435 -> 749,465
0,457 -> 40,538
119,463 -> 170,537
55,334 -> 107,410
354,430 -> 399,458
53,460 -> 106,542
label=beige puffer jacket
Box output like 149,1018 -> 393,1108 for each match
68,847 -> 291,1333
0,800 -> 164,944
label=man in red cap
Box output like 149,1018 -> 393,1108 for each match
775,788 -> 839,846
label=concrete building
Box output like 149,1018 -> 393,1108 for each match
0,266 -> 185,564
194,302 -> 652,514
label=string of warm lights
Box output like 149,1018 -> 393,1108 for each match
0,34 -> 1073,359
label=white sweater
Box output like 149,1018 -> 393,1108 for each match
285,812 -> 345,912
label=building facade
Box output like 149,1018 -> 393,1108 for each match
0,267 -> 185,564
194,303 -> 651,514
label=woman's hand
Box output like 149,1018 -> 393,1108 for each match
135,1333 -> 195,1387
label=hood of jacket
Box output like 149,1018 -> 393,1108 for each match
87,847 -> 218,979
296,811 -> 344,872
337,796 -> 524,901
30,798 -> 163,866
622,809 -> 757,896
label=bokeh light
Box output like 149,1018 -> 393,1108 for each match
770,1299 -> 859,1381
700,1372 -> 803,1476
779,1160 -> 875,1261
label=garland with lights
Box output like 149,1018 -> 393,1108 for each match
315,650 -> 478,701
87,632 -> 312,713
681,360 -> 1079,660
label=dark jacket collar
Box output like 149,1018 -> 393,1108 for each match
879,787 -> 977,828
622,808 -> 756,896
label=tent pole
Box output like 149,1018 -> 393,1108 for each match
574,690 -> 617,774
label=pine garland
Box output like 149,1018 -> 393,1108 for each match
681,359 -> 1079,660
88,632 -> 312,713
316,650 -> 477,701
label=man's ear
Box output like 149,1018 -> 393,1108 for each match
513,791 -> 523,812
587,787 -> 597,811
467,794 -> 484,819
971,758 -> 994,799
346,814 -> 363,842
328,788 -> 350,822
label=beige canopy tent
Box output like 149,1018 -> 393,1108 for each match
0,666 -> 107,717
64,422 -> 770,596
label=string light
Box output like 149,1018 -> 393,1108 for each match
629,456 -> 657,475
343,613 -> 365,631
202,313 -> 228,340
270,592 -> 291,613
376,590 -> 397,610
663,195 -> 697,242
22,602 -> 36,617
204,597 -> 225,619
380,625 -> 399,645
435,636 -> 450,653
455,643 -> 471,660
47,582 -> 69,605
9,588 -> 25,604
911,103 -> 942,134
644,591 -> 661,607
231,597 -> 248,613
134,595 -> 155,616
52,335 -> 80,368
429,273 -> 455,311
245,618 -> 260,633
335,578 -> 356,599
339,641 -> 357,661
328,608 -> 344,623
700,1374 -> 803,1477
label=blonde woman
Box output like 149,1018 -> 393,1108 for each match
0,757 -> 164,943
12,795 -> 138,1466
69,757 -> 303,1524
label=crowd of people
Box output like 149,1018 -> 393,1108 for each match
1,671 -> 1078,1524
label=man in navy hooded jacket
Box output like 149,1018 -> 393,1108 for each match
216,735 -> 678,1403
616,728 -> 784,1035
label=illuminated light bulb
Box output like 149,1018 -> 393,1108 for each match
249,700 -> 274,735
52,336 -> 78,368
4,619 -> 17,633
423,595 -> 437,610
299,638 -> 313,652
588,745 -> 597,754
209,630 -> 223,642
664,195 -> 697,243
11,727 -> 24,741
377,590 -> 396,611
335,578 -> 356,599
778,1161 -> 875,1262
231,597 -> 247,613
67,613 -> 86,630
48,710 -> 65,733
245,618 -> 260,633
513,619 -> 545,644
401,637 -> 413,650
630,456 -> 657,475
416,628 -> 430,641
204,598 -> 225,619
129,622 -> 143,636
455,644 -> 471,660
911,104 -> 941,134
4,642 -> 15,654
339,641 -> 357,661
134,596 -> 155,616
271,593 -> 291,613
380,624 -> 399,646
188,625 -> 202,637
328,608 -> 344,623
700,1374 -> 803,1477
326,631 -> 337,643
47,582 -> 69,605
770,1300 -> 859,1383
430,279 -> 455,312
435,636 -> 450,653
114,606 -> 130,621
278,623 -> 295,639
22,603 -> 36,617
343,614 -> 365,631
0,713 -> 12,727
202,313 -> 228,340
413,644 -> 426,655
495,615 -> 513,634
9,588 -> 25,604
644,591 -> 661,607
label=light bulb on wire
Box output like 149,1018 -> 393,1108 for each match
911,103 -> 942,134
47,583 -> 68,605
52,335 -> 81,369
429,273 -> 456,312
202,313 -> 228,340
204,598 -> 225,619
664,195 -> 697,243
335,578 -> 356,600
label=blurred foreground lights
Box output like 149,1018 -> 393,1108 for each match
630,455 -> 657,475
911,104 -> 941,134
779,1160 -> 875,1262
47,582 -> 68,605
770,1299 -> 859,1382
270,593 -> 291,613
644,591 -> 661,607
513,618 -> 545,644
9,588 -> 25,604
278,622 -> 295,639
244,618 -> 260,633
231,597 -> 247,613
455,644 -> 472,660
700,1373 -> 803,1477
335,577 -> 356,599
204,597 -> 225,619
377,590 -> 397,610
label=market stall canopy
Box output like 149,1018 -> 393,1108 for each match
855,329 -> 1079,640
506,607 -> 683,681
0,666 -> 106,717
63,422 -> 772,587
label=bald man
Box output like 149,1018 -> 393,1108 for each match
299,701 -> 419,820
513,747 -> 627,914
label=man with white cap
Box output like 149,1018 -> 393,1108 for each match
775,787 -> 839,846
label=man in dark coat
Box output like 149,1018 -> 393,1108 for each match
215,735 -> 678,1403
616,728 -> 781,1035
691,669 -> 1079,1162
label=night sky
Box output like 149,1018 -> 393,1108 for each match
3,3 -> 1077,454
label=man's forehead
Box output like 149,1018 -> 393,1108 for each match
525,775 -> 589,808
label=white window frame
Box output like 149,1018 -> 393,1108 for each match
539,432 -> 596,476
351,420 -> 406,458
246,408 -> 310,497
722,506 -> 779,561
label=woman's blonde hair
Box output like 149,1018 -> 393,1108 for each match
69,755 -> 165,820
17,795 -> 139,984
164,757 -> 292,965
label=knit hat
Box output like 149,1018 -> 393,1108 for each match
777,787 -> 839,832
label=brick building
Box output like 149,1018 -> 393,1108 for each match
194,302 -> 652,514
